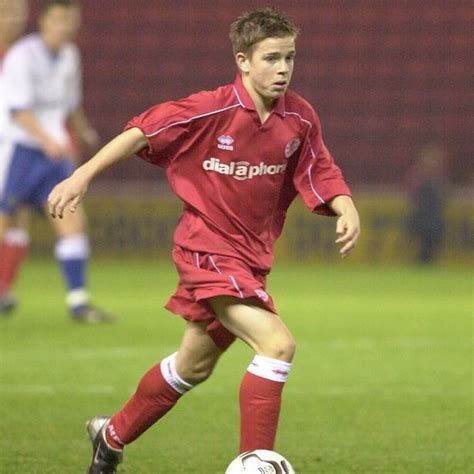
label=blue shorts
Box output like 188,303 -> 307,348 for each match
0,142 -> 74,214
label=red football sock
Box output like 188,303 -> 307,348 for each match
239,371 -> 285,453
105,355 -> 191,449
0,238 -> 28,295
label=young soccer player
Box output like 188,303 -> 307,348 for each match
48,8 -> 360,472
0,0 -> 30,314
0,0 -> 114,322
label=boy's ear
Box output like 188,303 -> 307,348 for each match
235,52 -> 250,73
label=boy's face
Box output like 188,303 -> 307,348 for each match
39,5 -> 81,50
237,36 -> 296,105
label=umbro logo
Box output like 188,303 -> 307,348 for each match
217,135 -> 234,151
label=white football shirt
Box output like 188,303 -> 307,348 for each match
0,52 -> 13,193
0,53 -> 9,140
2,33 -> 82,149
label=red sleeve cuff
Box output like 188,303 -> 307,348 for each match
312,182 -> 352,216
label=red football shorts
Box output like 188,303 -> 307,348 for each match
165,245 -> 278,351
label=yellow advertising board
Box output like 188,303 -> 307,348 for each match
30,194 -> 473,265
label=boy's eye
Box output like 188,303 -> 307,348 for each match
263,54 -> 295,62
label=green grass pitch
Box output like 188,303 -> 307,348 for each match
0,259 -> 472,473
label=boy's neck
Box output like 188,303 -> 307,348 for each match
241,75 -> 277,124
40,32 -> 63,53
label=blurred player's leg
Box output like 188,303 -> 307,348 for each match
86,321 -> 223,472
0,226 -> 29,310
0,211 -> 29,314
47,204 -> 114,323
210,296 -> 295,453
0,142 -> 31,314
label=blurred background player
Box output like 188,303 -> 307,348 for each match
48,8 -> 360,472
0,0 -> 114,323
406,142 -> 448,264
0,0 -> 30,314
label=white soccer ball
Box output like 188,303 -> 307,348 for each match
225,449 -> 295,473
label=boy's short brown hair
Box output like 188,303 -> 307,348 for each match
229,8 -> 299,56
42,0 -> 79,13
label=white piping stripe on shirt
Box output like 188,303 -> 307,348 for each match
229,275 -> 244,298
284,111 -> 312,128
284,110 -> 325,205
232,86 -> 245,108
194,252 -> 200,269
208,256 -> 221,273
307,163 -> 326,204
145,104 -> 241,138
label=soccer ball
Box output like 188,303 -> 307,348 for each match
225,449 -> 295,473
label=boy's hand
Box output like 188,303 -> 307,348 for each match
335,208 -> 360,258
328,195 -> 361,258
80,126 -> 100,150
48,172 -> 89,218
48,128 -> 147,218
40,137 -> 69,161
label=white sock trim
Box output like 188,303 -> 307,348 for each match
4,228 -> 30,246
160,352 -> 194,395
66,288 -> 90,307
55,234 -> 90,260
247,355 -> 292,383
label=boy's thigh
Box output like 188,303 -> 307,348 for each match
176,321 -> 224,370
209,295 -> 294,358
0,143 -> 36,213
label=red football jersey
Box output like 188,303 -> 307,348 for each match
126,75 -> 351,270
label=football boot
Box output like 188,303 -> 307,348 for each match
86,416 -> 123,474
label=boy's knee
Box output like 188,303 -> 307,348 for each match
177,357 -> 218,385
261,333 -> 296,362
275,335 -> 296,362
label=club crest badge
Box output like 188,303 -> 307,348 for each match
284,137 -> 301,158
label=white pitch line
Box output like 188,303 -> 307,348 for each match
0,384 -> 115,395
71,345 -> 177,359
0,384 -> 55,395
70,347 -> 154,360
1,345 -> 177,361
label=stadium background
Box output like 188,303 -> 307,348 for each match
2,3 -> 472,472
27,0 -> 473,264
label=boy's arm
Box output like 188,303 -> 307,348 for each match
328,195 -> 361,258
12,110 -> 70,159
48,127 -> 147,218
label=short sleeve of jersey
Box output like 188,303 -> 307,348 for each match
3,43 -> 34,111
292,107 -> 351,216
125,91 -> 217,168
